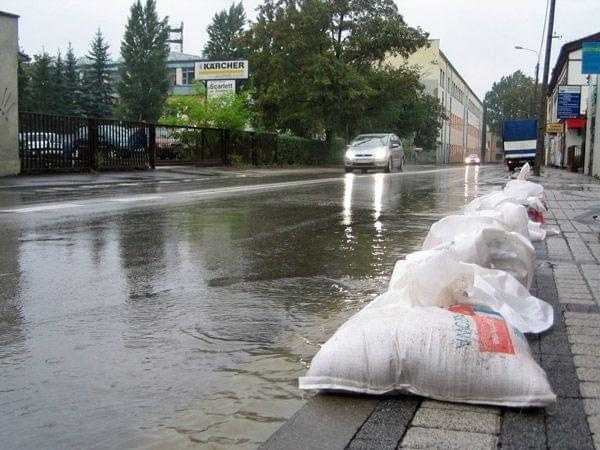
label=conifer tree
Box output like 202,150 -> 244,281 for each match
83,29 -> 113,118
17,51 -> 32,111
64,43 -> 84,116
29,52 -> 55,114
52,52 -> 67,115
204,2 -> 247,60
117,0 -> 170,121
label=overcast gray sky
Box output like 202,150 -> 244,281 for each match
2,0 -> 599,99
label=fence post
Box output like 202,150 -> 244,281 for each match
88,117 -> 98,171
148,123 -> 156,169
221,128 -> 228,165
251,132 -> 257,165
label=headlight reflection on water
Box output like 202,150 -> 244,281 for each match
463,164 -> 480,203
343,173 -> 354,226
373,173 -> 384,224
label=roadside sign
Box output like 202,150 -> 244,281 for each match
195,60 -> 248,80
582,42 -> 600,74
557,85 -> 581,119
207,80 -> 236,99
547,122 -> 564,134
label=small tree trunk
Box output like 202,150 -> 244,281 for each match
325,128 -> 332,149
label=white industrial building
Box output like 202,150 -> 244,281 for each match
388,40 -> 484,164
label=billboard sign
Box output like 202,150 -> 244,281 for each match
547,122 -> 564,134
557,85 -> 581,119
582,42 -> 600,74
195,60 -> 248,80
207,80 -> 236,99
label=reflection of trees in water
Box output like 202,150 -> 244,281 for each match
116,209 -> 174,347
0,223 -> 25,355
117,210 -> 168,297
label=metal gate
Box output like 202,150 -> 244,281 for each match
19,112 -> 153,173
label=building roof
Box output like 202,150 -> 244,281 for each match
0,10 -> 19,18
77,51 -> 202,68
167,51 -> 202,62
438,48 -> 483,107
548,31 -> 600,92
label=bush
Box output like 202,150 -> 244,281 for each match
277,135 -> 334,165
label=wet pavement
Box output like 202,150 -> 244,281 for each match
0,164 -> 505,448
262,167 -> 600,450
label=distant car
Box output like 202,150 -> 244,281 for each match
73,125 -> 147,155
464,154 -> 481,165
344,133 -> 404,173
156,129 -> 180,159
19,132 -> 63,152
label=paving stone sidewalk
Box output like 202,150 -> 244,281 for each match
263,167 -> 600,449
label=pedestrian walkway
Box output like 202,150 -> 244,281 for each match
262,167 -> 600,449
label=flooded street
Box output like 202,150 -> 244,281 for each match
0,165 -> 505,448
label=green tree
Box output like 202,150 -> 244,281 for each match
29,52 -> 55,113
162,83 -> 254,130
354,65 -> 444,149
51,52 -> 67,115
82,29 -> 113,118
484,70 -> 535,133
117,0 -> 170,121
17,51 -> 32,111
204,2 -> 247,60
64,43 -> 84,116
243,0 -> 428,143
412,93 -> 445,150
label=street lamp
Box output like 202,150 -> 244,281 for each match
515,45 -> 540,116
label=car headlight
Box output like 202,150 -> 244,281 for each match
345,150 -> 355,160
373,147 -> 388,160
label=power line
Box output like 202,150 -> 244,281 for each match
538,0 -> 550,62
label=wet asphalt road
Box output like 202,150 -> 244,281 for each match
0,165 -> 507,449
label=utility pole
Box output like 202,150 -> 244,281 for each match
534,0 -> 556,176
533,60 -> 540,115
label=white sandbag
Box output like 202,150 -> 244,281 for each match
299,302 -> 556,407
386,250 -> 552,333
464,191 -> 520,214
504,180 -> 545,203
465,202 -> 531,240
528,221 -> 547,242
517,162 -> 531,180
422,215 -> 507,250
422,228 -> 535,288
465,191 -> 546,236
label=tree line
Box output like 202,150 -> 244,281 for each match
18,0 -> 445,150
484,70 -> 539,134
19,0 -> 168,123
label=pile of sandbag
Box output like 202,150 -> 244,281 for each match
300,164 -> 557,407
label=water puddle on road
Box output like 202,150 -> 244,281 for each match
0,167 -> 498,448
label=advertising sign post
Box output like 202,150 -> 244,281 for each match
557,86 -> 581,119
195,60 -> 249,105
582,42 -> 600,74
207,80 -> 236,99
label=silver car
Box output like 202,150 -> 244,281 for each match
344,133 -> 404,173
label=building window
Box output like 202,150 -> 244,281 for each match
182,68 -> 195,85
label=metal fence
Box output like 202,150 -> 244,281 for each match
19,112 -> 330,174
19,112 -> 153,173
155,125 -> 278,166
